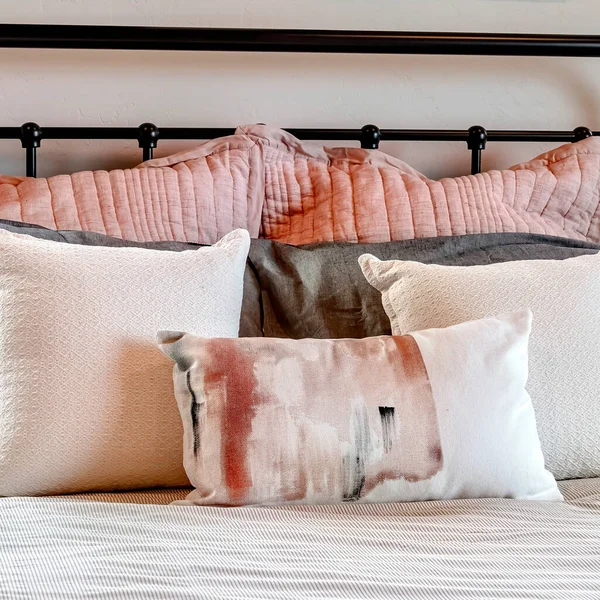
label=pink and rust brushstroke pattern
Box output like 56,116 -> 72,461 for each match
162,334 -> 443,506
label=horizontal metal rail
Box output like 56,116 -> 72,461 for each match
0,24 -> 600,56
2,123 -> 595,178
0,126 -> 596,143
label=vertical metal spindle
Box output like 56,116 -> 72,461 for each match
471,148 -> 481,176
467,126 -> 487,175
360,124 -> 381,149
19,122 -> 42,177
573,126 -> 592,142
138,122 -> 160,161
25,148 -> 36,178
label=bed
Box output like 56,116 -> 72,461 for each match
0,480 -> 599,599
1,23 -> 600,600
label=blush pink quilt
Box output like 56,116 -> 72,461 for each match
1,125 -> 599,245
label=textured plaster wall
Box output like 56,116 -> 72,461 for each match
0,0 -> 599,179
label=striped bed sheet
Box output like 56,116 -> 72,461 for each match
1,479 -> 599,599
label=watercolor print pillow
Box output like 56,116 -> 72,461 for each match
158,310 -> 561,506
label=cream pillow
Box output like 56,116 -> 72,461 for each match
0,228 -> 250,496
360,251 -> 600,480
158,311 -> 561,506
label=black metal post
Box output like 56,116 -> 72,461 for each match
360,124 -> 381,149
25,148 -> 36,178
138,122 -> 159,161
467,125 -> 487,175
19,122 -> 42,177
573,126 -> 593,142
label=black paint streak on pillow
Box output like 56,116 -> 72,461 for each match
343,406 -> 371,502
186,370 -> 202,457
379,406 -> 395,453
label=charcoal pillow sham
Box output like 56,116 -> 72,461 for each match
247,233 -> 600,339
158,311 -> 561,506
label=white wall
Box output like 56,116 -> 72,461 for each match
0,0 -> 599,179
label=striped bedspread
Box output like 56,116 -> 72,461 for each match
1,479 -> 599,599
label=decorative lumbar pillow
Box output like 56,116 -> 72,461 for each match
0,228 -> 250,496
158,310 -> 561,506
359,252 -> 600,481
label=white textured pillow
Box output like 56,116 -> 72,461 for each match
159,310 -> 561,506
0,228 -> 250,496
360,252 -> 600,480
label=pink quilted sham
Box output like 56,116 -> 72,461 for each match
0,135 -> 265,245
247,125 -> 600,244
1,125 -> 600,244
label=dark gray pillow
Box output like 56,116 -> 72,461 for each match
248,233 -> 600,339
0,219 -> 262,337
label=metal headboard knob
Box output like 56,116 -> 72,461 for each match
137,122 -> 160,161
360,124 -> 381,149
20,122 -> 42,178
467,125 -> 488,175
573,126 -> 592,142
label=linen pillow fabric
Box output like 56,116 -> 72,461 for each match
0,218 -> 262,338
3,219 -> 599,342
359,252 -> 600,481
0,228 -> 250,496
4,219 -> 600,342
158,311 -> 561,506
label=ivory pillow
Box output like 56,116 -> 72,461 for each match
359,252 -> 600,480
0,228 -> 250,496
158,311 -> 561,506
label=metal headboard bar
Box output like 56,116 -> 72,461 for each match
1,24 -> 600,56
1,25 -> 599,176
1,123 -> 596,178
0,126 -> 594,142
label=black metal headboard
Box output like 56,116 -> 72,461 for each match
1,24 -> 599,178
